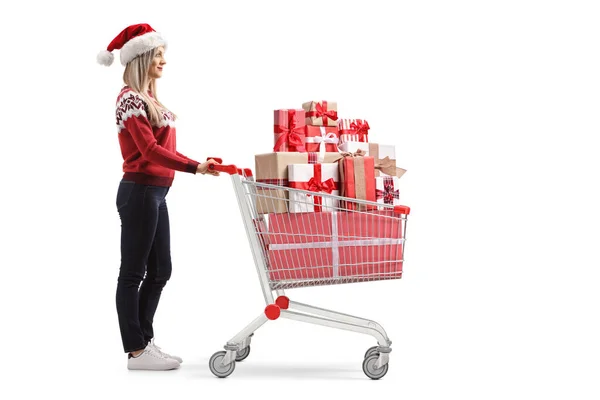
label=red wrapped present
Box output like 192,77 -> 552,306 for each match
304,125 -> 340,160
273,109 -> 306,152
337,209 -> 404,279
266,211 -> 403,282
302,100 -> 338,127
338,119 -> 370,145
267,247 -> 334,281
266,211 -> 334,281
338,150 -> 376,211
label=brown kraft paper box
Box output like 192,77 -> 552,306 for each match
302,101 -> 339,127
254,152 -> 343,214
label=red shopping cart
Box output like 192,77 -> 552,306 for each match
206,159 -> 410,379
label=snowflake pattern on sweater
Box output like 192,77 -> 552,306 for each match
116,90 -> 175,133
113,86 -> 199,186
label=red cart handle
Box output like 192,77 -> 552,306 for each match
207,158 -> 253,177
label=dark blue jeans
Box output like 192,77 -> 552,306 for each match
115,180 -> 172,353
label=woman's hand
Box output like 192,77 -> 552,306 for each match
197,159 -> 220,176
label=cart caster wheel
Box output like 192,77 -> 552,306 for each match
364,345 -> 379,359
209,351 -> 236,378
236,345 -> 251,362
362,354 -> 389,380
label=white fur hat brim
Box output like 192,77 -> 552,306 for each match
119,31 -> 167,66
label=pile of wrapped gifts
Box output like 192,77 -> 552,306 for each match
255,100 -> 406,214
253,100 -> 407,283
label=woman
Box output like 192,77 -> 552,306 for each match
98,23 -> 219,371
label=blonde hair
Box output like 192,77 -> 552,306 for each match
123,47 -> 176,126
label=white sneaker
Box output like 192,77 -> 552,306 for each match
149,338 -> 183,364
127,344 -> 180,371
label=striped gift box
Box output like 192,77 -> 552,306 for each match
338,119 -> 370,145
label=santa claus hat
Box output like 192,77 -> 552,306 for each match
97,23 -> 167,67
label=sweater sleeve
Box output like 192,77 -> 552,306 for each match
176,151 -> 191,161
119,94 -> 200,174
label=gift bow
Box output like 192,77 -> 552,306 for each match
304,127 -> 339,161
306,130 -> 339,145
289,163 -> 339,212
315,102 -> 338,119
306,176 -> 337,212
350,120 -> 370,141
339,148 -> 367,158
274,111 -> 306,152
376,182 -> 399,204
374,156 -> 397,176
307,177 -> 336,195
310,102 -> 338,125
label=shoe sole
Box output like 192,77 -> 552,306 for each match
127,363 -> 180,371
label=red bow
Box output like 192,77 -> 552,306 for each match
307,177 -> 336,194
274,111 -> 306,152
289,163 -> 338,211
376,182 -> 399,204
350,120 -> 370,142
306,176 -> 336,212
313,102 -> 338,125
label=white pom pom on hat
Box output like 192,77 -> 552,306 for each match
97,23 -> 167,67
97,50 -> 114,66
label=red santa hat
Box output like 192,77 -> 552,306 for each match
97,23 -> 167,67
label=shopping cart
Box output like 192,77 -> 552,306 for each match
206,159 -> 410,380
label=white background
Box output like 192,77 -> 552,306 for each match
1,0 -> 599,399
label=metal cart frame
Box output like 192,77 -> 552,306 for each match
206,161 -> 410,379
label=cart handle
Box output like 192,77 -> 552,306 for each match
394,205 -> 411,215
207,157 -> 253,177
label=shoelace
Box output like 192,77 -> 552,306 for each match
149,339 -> 169,358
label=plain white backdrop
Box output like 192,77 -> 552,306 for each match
1,0 -> 599,399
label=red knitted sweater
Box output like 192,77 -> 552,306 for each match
115,86 -> 200,187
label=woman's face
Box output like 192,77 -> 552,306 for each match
148,46 -> 166,79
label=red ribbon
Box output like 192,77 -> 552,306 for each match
274,110 -> 306,152
350,120 -> 370,142
376,180 -> 399,205
306,176 -> 336,194
289,163 -> 337,211
306,101 -> 338,125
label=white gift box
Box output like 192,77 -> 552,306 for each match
368,143 -> 407,178
338,141 -> 370,155
288,163 -> 340,213
370,143 -> 396,161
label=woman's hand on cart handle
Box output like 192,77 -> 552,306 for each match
203,157 -> 251,176
206,158 -> 248,176
197,158 -> 221,176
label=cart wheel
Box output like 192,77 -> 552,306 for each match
362,354 -> 389,380
235,345 -> 251,362
364,346 -> 379,359
209,351 -> 236,378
